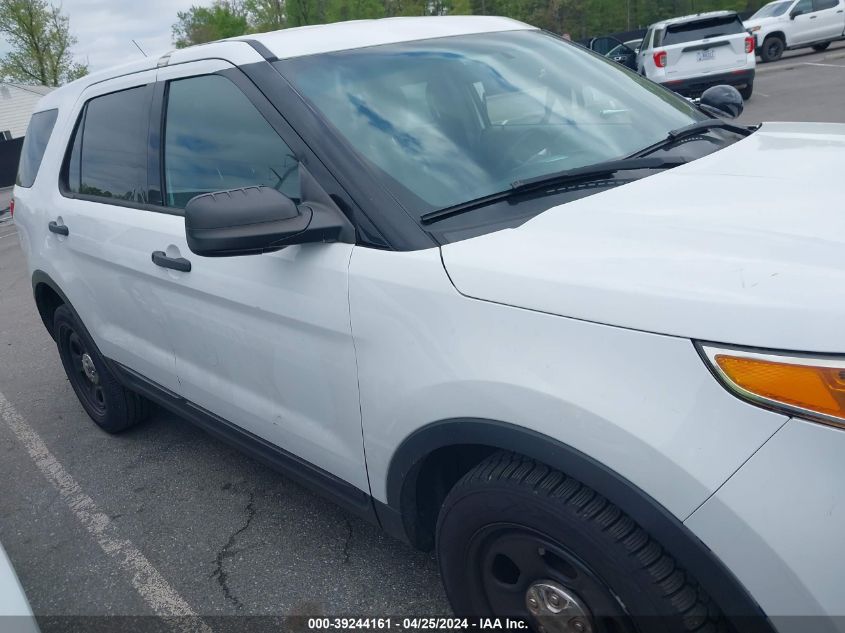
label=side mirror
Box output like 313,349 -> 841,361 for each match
790,9 -> 801,18
185,180 -> 353,257
699,85 -> 744,119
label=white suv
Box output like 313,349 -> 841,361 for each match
639,11 -> 757,99
12,16 -> 845,631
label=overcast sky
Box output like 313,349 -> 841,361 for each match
0,0 -> 199,74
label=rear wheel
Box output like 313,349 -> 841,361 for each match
437,452 -> 726,632
739,82 -> 753,101
54,305 -> 151,433
812,42 -> 831,52
759,36 -> 784,62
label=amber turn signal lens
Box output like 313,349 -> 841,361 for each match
715,354 -> 845,425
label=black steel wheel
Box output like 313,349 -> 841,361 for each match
760,36 -> 784,63
54,304 -> 151,433
64,329 -> 107,415
437,452 -> 726,633
467,523 -> 634,632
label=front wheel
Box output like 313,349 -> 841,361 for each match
812,42 -> 831,52
54,305 -> 151,433
437,452 -> 725,632
759,36 -> 785,62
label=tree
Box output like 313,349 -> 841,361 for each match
327,0 -> 384,21
245,0 -> 286,31
0,0 -> 87,86
172,1 -> 249,48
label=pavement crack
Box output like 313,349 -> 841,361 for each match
210,491 -> 256,610
341,517 -> 353,565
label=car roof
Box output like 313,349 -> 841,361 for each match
35,16 -> 535,113
232,15 -> 535,59
651,10 -> 738,29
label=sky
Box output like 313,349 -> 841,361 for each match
0,0 -> 199,74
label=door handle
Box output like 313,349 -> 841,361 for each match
48,221 -> 69,236
151,250 -> 191,272
809,14 -> 817,18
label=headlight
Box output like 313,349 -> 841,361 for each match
699,344 -> 845,429
747,26 -> 761,32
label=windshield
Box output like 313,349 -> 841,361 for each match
276,30 -> 705,213
751,1 -> 792,18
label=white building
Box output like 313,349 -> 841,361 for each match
0,83 -> 54,140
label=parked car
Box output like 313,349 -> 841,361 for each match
0,543 -> 39,633
639,11 -> 756,99
745,0 -> 845,62
587,36 -> 639,70
13,15 -> 845,631
625,37 -> 644,52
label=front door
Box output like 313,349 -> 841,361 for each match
791,0 -> 820,44
812,0 -> 845,41
151,61 -> 368,491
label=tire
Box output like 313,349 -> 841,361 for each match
437,452 -> 726,633
759,36 -> 784,63
54,304 -> 151,433
812,42 -> 831,52
739,82 -> 753,101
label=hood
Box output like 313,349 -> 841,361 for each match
744,15 -> 785,29
440,122 -> 845,353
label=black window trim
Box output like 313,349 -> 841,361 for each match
58,58 -> 394,250
158,68 -> 305,212
246,60 -> 427,250
57,60 -> 399,248
57,82 -> 181,214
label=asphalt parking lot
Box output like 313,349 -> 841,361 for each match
739,40 -> 845,124
1,42 -> 844,633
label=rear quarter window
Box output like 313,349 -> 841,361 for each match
662,15 -> 744,46
16,109 -> 58,188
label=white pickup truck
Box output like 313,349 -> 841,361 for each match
745,0 -> 845,61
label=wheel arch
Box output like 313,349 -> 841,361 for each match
763,30 -> 787,46
385,417 -> 773,628
32,270 -> 71,340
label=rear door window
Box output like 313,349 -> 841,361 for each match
162,74 -> 299,209
66,85 -> 153,202
16,109 -> 58,188
662,15 -> 745,46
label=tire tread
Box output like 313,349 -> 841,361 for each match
445,451 -> 727,632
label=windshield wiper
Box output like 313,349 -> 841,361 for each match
420,156 -> 685,225
629,120 -> 756,158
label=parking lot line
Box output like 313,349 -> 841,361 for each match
803,62 -> 845,68
0,390 -> 213,633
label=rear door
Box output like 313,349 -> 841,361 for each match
790,0 -> 819,44
56,72 -> 181,393
810,0 -> 845,41
659,14 -> 749,80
